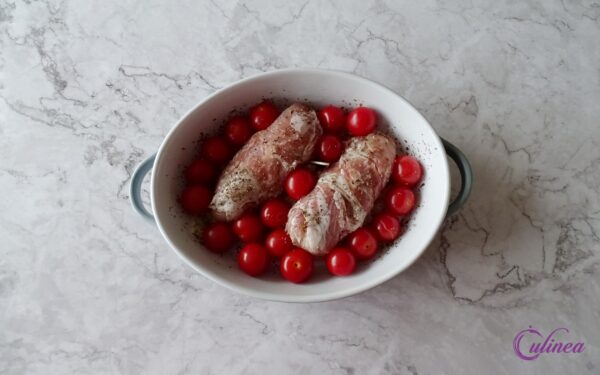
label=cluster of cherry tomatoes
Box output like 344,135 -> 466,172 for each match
179,101 -> 422,283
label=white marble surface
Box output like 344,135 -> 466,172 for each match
1,0 -> 599,373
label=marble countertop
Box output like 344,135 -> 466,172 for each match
2,0 -> 599,374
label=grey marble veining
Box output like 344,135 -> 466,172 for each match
1,0 -> 599,374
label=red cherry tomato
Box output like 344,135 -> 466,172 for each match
179,185 -> 211,215
326,247 -> 356,276
233,214 -> 264,243
392,155 -> 423,186
260,199 -> 290,228
185,159 -> 216,185
372,213 -> 401,242
347,227 -> 378,260
280,248 -> 314,283
225,116 -> 253,146
202,222 -> 236,253
202,136 -> 232,164
238,243 -> 270,276
346,107 -> 377,136
250,101 -> 279,131
318,105 -> 345,133
265,229 -> 293,257
285,168 -> 317,200
386,186 -> 416,215
317,134 -> 344,163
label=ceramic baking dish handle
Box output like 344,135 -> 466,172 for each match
130,154 -> 156,224
441,139 -> 473,217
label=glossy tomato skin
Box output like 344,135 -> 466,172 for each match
233,214 -> 264,243
347,227 -> 378,260
392,155 -> 423,186
250,101 -> 279,131
280,248 -> 314,283
185,159 -> 217,185
326,247 -> 356,276
265,229 -> 293,257
318,105 -> 345,133
203,222 -> 236,253
372,213 -> 401,242
202,136 -> 233,164
180,185 -> 212,215
225,116 -> 253,146
285,168 -> 317,200
260,199 -> 290,228
346,107 -> 377,136
317,134 -> 344,163
238,243 -> 270,276
386,186 -> 416,215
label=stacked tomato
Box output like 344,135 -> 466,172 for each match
180,101 -> 423,283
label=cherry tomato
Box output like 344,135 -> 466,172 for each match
250,101 -> 279,131
225,116 -> 253,146
202,136 -> 232,164
265,229 -> 293,257
386,186 -> 416,215
260,199 -> 290,228
318,105 -> 345,133
346,107 -> 377,136
392,155 -> 423,186
317,134 -> 344,163
233,214 -> 264,243
202,222 -> 236,253
285,168 -> 317,200
280,248 -> 314,283
238,243 -> 270,276
179,185 -> 211,215
326,247 -> 356,276
185,159 -> 216,185
372,213 -> 401,242
347,227 -> 378,260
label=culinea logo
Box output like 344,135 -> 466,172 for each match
513,326 -> 585,361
